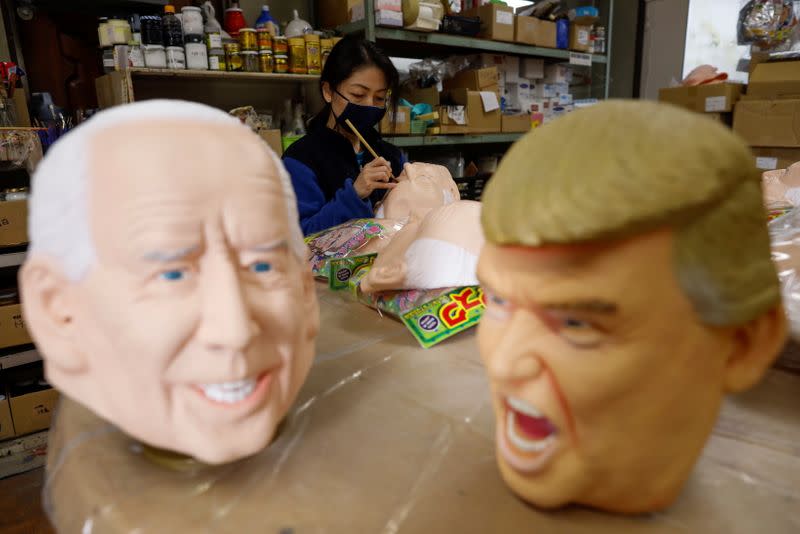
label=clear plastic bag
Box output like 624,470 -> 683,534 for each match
305,218 -> 406,279
43,289 -> 800,533
769,207 -> 800,341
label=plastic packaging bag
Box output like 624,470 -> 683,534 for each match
304,219 -> 406,279
739,0 -> 798,49
769,207 -> 800,341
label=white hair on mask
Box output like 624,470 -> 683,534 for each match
402,238 -> 479,289
28,99 -> 306,281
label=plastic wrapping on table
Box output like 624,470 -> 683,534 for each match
770,207 -> 800,342
305,219 -> 406,279
44,286 -> 800,533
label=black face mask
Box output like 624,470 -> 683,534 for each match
332,89 -> 387,133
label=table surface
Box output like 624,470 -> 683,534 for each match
45,286 -> 800,533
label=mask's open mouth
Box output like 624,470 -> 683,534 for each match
498,396 -> 559,474
193,372 -> 272,406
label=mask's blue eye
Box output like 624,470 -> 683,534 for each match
251,261 -> 272,273
160,269 -> 187,282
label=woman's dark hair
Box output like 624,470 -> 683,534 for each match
310,35 -> 400,130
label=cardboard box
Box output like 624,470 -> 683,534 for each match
399,85 -> 440,108
450,89 -> 501,133
532,82 -> 570,99
502,114 -> 531,133
374,0 -> 402,11
751,146 -> 800,170
520,58 -> 544,79
380,106 -> 412,135
0,199 -> 27,247
659,83 -> 743,113
571,24 -> 594,52
259,129 -> 283,156
747,60 -> 800,100
515,16 -> 537,45
0,304 -> 31,350
0,396 -> 14,440
504,81 -> 534,112
317,0 -> 365,28
533,18 -> 557,48
444,67 -> 500,93
9,387 -> 58,437
466,4 -> 515,42
375,9 -> 403,27
733,99 -> 800,147
11,91 -> 31,128
503,56 -> 520,84
437,105 -> 470,135
544,64 -> 573,84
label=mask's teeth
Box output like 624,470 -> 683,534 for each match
199,379 -> 257,404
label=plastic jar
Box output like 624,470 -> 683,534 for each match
273,35 -> 288,55
143,44 -> 167,68
259,50 -> 274,73
288,37 -> 306,74
224,42 -> 242,71
208,48 -> 225,71
224,7 -> 246,37
257,29 -> 272,51
166,46 -> 186,70
238,28 -> 257,51
128,43 -> 145,68
241,50 -> 259,73
108,18 -> 132,45
206,32 -> 222,50
185,36 -> 208,70
321,38 -> 333,69
274,54 -> 288,74
305,34 -> 321,75
180,6 -> 203,36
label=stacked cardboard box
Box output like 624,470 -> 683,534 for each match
379,105 -> 412,135
514,16 -> 557,48
659,82 -> 743,126
465,3 -> 515,42
0,363 -> 58,440
440,66 -> 502,134
317,0 -> 366,29
733,61 -> 800,171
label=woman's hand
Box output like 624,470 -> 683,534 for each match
353,157 -> 396,199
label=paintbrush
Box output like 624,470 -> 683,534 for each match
344,118 -> 396,182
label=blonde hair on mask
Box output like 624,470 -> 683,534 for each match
481,99 -> 779,327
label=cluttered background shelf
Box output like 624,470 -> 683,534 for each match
127,67 -> 321,83
342,23 -> 608,64
385,133 -> 522,147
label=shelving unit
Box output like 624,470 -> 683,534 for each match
342,23 -> 608,65
337,0 -> 615,169
96,68 -> 324,113
0,251 -> 25,269
0,348 -> 41,370
385,133 -> 523,147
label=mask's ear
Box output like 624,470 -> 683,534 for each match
300,269 -> 320,341
322,82 -> 333,105
18,256 -> 87,373
723,305 -> 787,393
397,162 -> 413,182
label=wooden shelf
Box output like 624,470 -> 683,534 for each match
341,22 -> 607,64
0,251 -> 25,269
385,133 -> 523,147
127,68 -> 321,83
0,348 -> 40,370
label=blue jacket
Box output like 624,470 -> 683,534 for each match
283,124 -> 405,236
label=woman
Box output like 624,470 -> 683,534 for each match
283,35 -> 405,236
